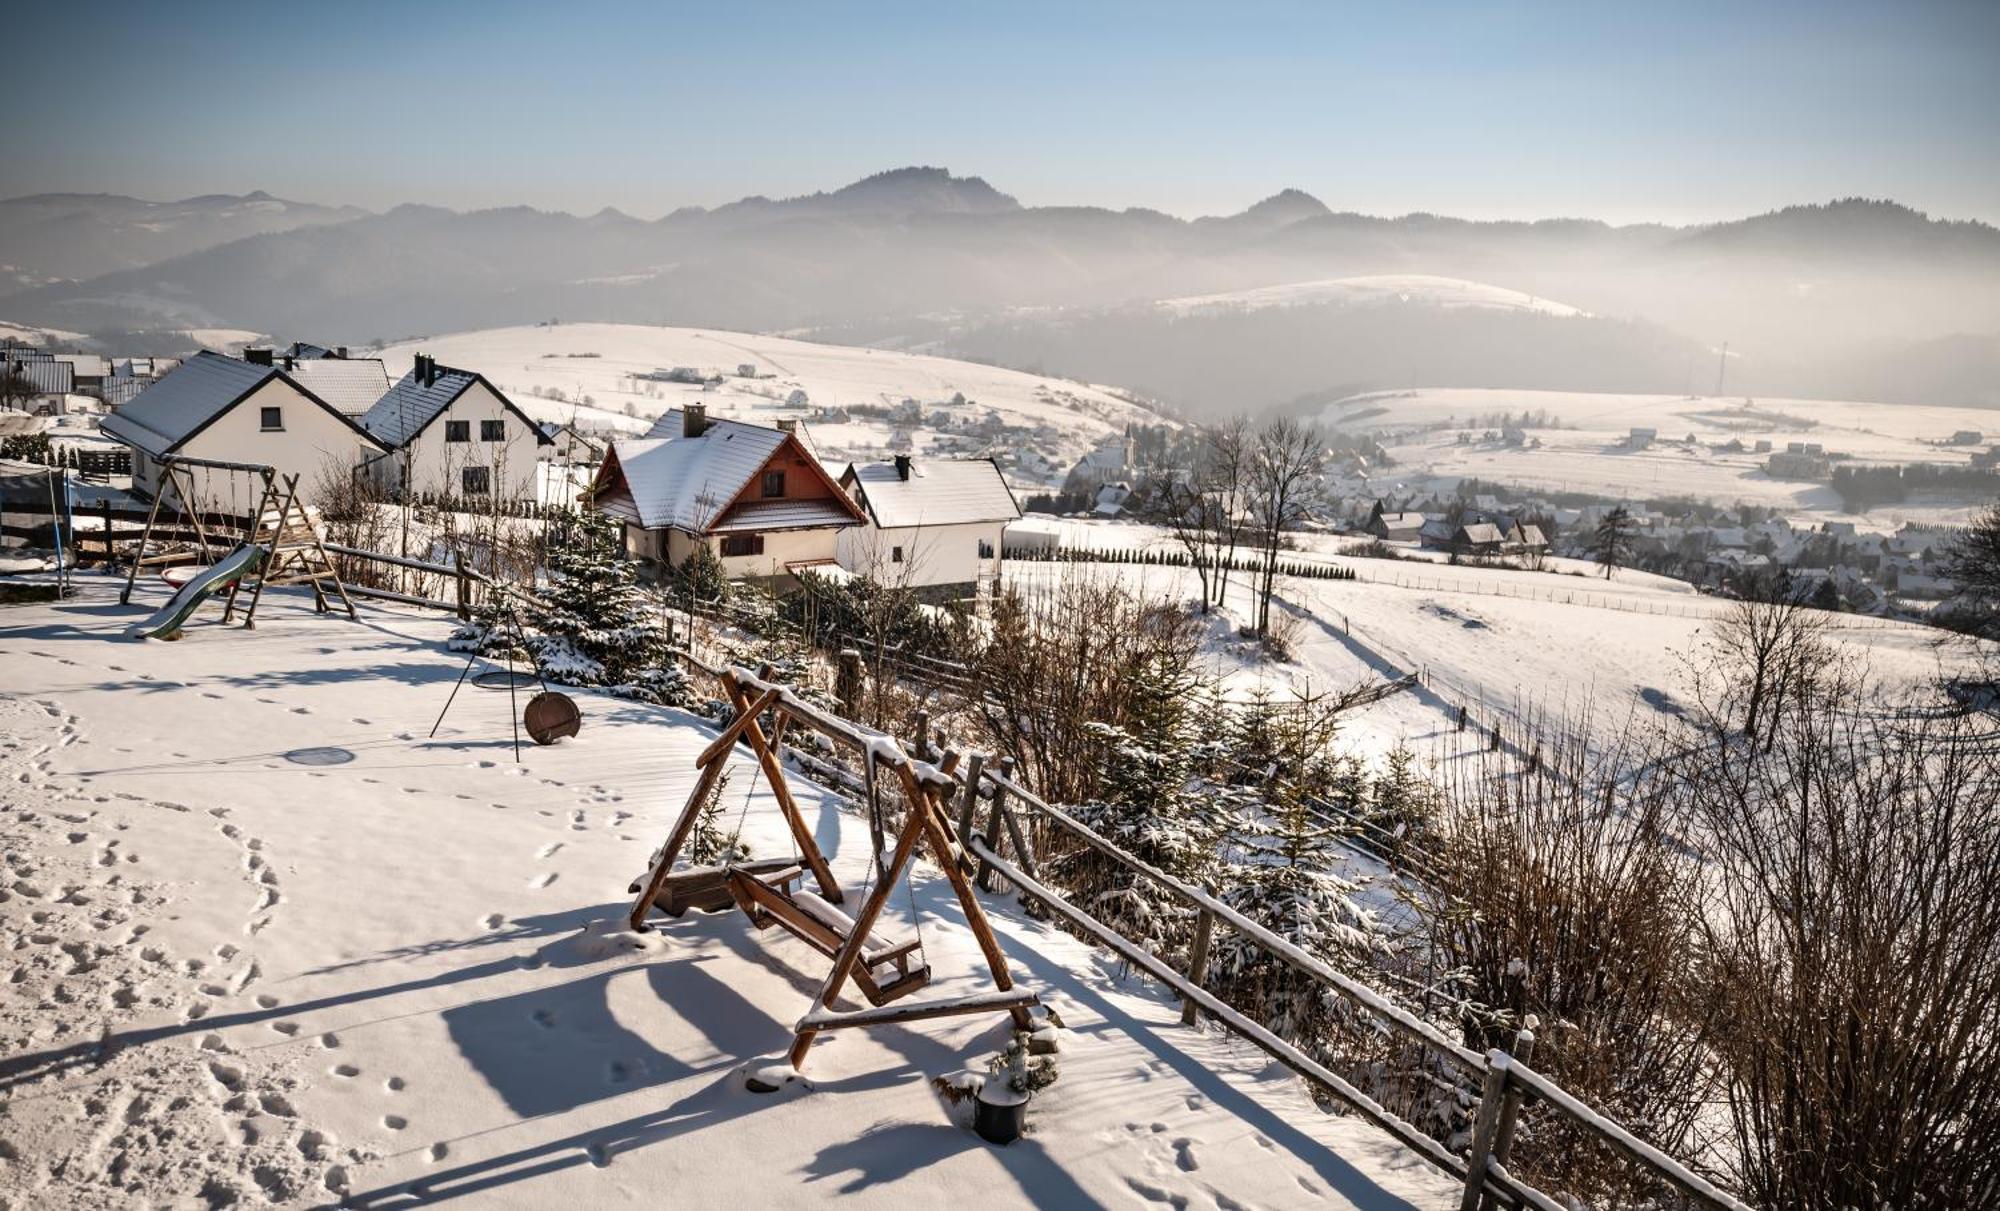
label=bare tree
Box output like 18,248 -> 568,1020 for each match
1247,417 -> 1324,634
1678,662 -> 2000,1209
1702,597 -> 1833,749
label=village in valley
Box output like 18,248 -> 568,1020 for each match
5,6 -> 2000,1211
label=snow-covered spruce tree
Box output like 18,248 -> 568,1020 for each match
1049,648 -> 1229,960
1211,703 -> 1387,1068
685,768 -> 748,865
526,508 -> 688,705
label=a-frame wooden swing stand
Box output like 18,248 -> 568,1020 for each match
628,665 -> 1038,1074
120,454 -> 356,629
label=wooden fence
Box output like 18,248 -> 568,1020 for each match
662,651 -> 1754,1211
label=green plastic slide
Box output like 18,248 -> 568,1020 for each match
125,544 -> 265,640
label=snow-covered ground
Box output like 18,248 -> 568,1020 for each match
1157,275 -> 1586,318
0,574 -> 1454,1209
1323,387 -> 2000,527
1006,548 -> 1969,762
373,324 -> 1167,487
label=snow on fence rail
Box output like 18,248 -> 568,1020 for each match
972,768 -> 1752,1211
654,649 -> 1751,1208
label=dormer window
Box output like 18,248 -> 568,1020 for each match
762,470 -> 786,498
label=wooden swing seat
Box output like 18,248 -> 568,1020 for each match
724,863 -> 932,1006
634,856 -> 796,917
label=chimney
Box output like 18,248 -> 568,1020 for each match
414,354 -> 436,387
244,347 -> 273,367
280,355 -> 295,372
335,345 -> 349,359
775,418 -> 796,434
683,403 -> 708,438
894,454 -> 912,481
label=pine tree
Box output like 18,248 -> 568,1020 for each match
1054,651 -> 1226,956
517,508 -> 688,704
1214,769 -> 1383,1053
1592,506 -> 1638,579
685,768 -> 748,865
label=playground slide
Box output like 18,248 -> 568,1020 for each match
125,544 -> 265,640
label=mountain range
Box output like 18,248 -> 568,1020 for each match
3,168 -> 1996,412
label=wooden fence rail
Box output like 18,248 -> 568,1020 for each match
969,767 -> 1752,1211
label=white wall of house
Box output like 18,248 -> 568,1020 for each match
370,382 -> 544,501
660,526 -> 844,581
838,519 -> 1004,588
141,379 -> 381,512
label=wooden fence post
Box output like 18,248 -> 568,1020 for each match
1181,907 -> 1215,1026
954,751 -> 985,846
977,756 -> 1013,892
911,710 -> 930,762
836,648 -> 862,718
1459,1052 -> 1510,1211
101,497 -> 113,569
453,552 -> 470,620
1487,1020 -> 1537,1194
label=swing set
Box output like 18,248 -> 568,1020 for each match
628,663 -> 1038,1076
119,454 -> 355,629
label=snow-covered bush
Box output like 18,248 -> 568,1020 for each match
449,508 -> 690,707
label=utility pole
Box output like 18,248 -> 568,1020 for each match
1713,342 -> 1730,398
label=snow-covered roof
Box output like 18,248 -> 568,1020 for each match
843,458 -> 1020,528
1375,511 -> 1425,530
602,412 -> 804,533
100,350 -> 381,458
361,365 -> 478,447
3,355 -> 73,396
287,358 -> 389,416
360,361 -> 549,449
53,353 -> 110,378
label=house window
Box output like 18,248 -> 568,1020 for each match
891,545 -> 904,563
762,469 -> 786,498
720,534 -> 764,557
259,406 -> 283,431
461,466 -> 490,495
445,420 -> 470,442
978,538 -> 995,559
480,419 -> 504,441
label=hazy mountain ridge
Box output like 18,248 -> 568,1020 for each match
5,170 -> 1996,410
0,190 -> 369,286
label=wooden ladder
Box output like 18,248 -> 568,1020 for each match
223,473 -> 358,628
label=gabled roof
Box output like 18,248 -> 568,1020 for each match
1457,523 -> 1505,544
287,357 -> 389,416
98,350 -> 386,459
840,458 -> 1020,528
4,355 -> 73,396
360,362 -> 552,449
599,411 -> 861,534
1374,511 -> 1425,530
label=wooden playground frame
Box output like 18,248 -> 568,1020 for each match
628,662 -> 1038,1072
119,453 -> 355,629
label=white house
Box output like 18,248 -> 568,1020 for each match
836,455 -> 1020,602
99,350 -> 387,511
590,406 -> 866,587
358,355 -> 552,502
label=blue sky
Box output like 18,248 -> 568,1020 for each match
4,0 -> 1996,223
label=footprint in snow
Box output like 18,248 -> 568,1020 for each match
535,842 -> 563,859
529,872 -> 558,890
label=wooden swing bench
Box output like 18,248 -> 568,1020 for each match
628,664 -> 1037,1073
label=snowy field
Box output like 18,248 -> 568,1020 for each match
373,324 -> 1166,486
1006,551 -> 1969,760
1322,387 -> 2000,527
1157,275 -> 1585,319
0,574 -> 1454,1209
